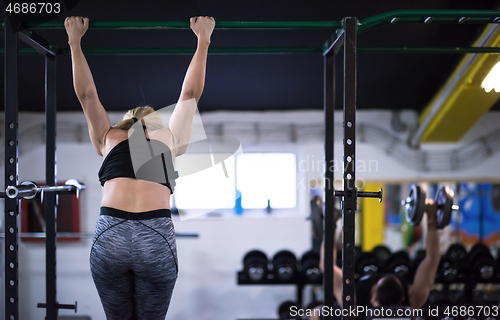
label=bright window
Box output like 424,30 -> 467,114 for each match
174,154 -> 236,209
236,153 -> 296,209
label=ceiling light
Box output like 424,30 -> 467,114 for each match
481,61 -> 500,93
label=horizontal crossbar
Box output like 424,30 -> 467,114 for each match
2,46 -> 500,55
9,9 -> 497,32
22,20 -> 341,30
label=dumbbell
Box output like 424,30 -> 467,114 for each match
469,243 -> 496,281
438,243 -> 467,283
273,250 -> 298,282
242,250 -> 269,282
371,245 -> 392,270
402,185 -> 459,229
300,250 -> 322,283
386,251 -> 412,281
356,252 -> 381,275
278,300 -> 300,320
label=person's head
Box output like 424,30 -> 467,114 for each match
113,106 -> 164,131
370,275 -> 404,307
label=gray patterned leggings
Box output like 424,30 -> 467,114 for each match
90,207 -> 178,320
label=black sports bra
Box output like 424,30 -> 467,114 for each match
98,134 -> 178,194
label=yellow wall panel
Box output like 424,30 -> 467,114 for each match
361,182 -> 385,252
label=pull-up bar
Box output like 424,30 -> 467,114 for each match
18,9 -> 500,31
2,46 -> 500,55
23,20 -> 341,30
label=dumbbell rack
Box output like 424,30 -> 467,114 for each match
432,273 -> 500,306
237,270 -> 322,307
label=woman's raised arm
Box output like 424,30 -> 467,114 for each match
65,16 -> 110,156
169,16 -> 215,155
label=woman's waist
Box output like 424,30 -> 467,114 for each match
101,178 -> 171,212
100,206 -> 171,220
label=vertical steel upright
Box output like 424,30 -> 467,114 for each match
4,17 -> 20,320
323,42 -> 335,320
341,17 -> 357,317
45,54 -> 57,320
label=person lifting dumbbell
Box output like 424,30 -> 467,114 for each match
309,198 -> 441,320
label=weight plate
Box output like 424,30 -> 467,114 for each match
301,250 -> 319,263
436,186 -> 453,229
273,250 -> 297,282
243,250 -> 268,266
243,250 -> 269,282
405,185 -> 425,226
445,243 -> 467,263
469,243 -> 491,259
439,259 -> 459,283
355,252 -> 380,275
468,243 -> 496,280
273,250 -> 297,265
387,251 -> 412,279
372,245 -> 392,264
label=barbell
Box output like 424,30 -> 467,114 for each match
402,184 -> 459,229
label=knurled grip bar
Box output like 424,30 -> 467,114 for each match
37,302 -> 76,312
3,180 -> 85,200
0,232 -> 199,238
333,189 -> 383,202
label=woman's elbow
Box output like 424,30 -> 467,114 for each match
174,144 -> 189,157
179,90 -> 195,102
77,90 -> 97,102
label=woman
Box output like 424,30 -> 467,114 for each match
64,15 -> 215,320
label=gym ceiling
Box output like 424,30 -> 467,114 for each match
1,0 -> 500,119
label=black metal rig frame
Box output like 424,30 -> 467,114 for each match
3,14 -> 374,320
323,17 -> 359,320
4,17 -> 68,320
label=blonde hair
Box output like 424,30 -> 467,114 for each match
113,106 -> 164,131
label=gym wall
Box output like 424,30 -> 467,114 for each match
0,109 -> 499,319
